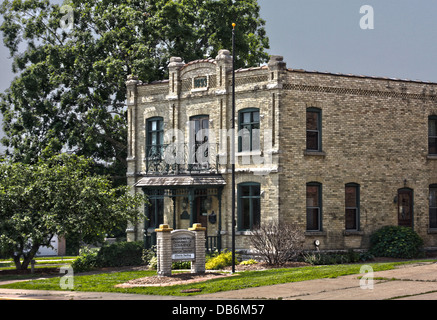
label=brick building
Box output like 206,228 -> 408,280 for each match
126,50 -> 437,253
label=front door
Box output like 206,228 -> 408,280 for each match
398,189 -> 413,228
195,196 -> 208,235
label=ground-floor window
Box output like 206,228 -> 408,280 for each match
430,185 -> 437,229
237,183 -> 261,231
145,190 -> 164,229
345,183 -> 360,230
306,182 -> 322,231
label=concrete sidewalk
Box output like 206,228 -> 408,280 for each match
0,262 -> 436,300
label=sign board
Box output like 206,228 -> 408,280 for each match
172,233 -> 195,261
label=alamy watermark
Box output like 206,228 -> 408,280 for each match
360,265 -> 374,290
59,266 -> 74,290
60,5 -> 74,32
360,5 -> 374,30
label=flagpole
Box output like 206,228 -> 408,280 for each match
231,22 -> 236,274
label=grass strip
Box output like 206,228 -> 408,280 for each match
0,262 -> 405,297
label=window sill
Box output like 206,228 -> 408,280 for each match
236,230 -> 254,236
304,231 -> 327,236
427,155 -> 437,160
427,229 -> 437,234
343,230 -> 364,236
304,150 -> 326,157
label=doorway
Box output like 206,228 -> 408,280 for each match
398,188 -> 413,228
195,196 -> 208,235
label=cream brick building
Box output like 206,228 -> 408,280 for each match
126,50 -> 437,253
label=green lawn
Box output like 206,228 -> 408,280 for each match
0,261 -> 422,297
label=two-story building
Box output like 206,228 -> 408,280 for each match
126,50 -> 437,253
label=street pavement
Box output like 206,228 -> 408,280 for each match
0,262 -> 436,301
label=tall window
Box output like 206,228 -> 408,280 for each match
238,183 -> 261,231
345,184 -> 360,230
239,109 -> 260,152
189,115 -> 209,166
146,117 -> 164,158
430,185 -> 437,229
306,183 -> 322,231
306,108 -> 322,151
145,190 -> 164,229
429,116 -> 437,155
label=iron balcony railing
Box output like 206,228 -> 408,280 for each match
145,143 -> 222,175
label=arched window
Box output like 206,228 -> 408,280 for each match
430,184 -> 437,229
238,108 -> 260,152
306,182 -> 322,231
345,183 -> 360,231
306,108 -> 322,151
237,182 -> 261,231
146,117 -> 164,158
429,116 -> 437,155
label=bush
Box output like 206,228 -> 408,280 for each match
369,226 -> 424,259
250,221 -> 305,266
71,247 -> 99,273
302,249 -> 367,265
205,251 -> 236,270
96,241 -> 144,267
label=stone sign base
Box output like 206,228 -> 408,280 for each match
155,224 -> 206,277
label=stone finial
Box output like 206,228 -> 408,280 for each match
168,57 -> 185,69
155,224 -> 174,232
268,55 -> 286,69
215,49 -> 232,62
126,74 -> 139,86
189,223 -> 207,231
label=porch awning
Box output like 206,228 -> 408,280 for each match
135,175 -> 226,188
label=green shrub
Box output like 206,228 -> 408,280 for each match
240,259 -> 258,266
205,251 -> 237,270
96,241 -> 144,267
71,248 -> 99,273
369,226 -> 424,259
302,249 -> 364,265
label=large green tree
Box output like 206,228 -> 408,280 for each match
0,0 -> 269,181
0,154 -> 145,270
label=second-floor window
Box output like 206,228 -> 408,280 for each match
306,108 -> 322,151
146,117 -> 164,158
239,108 -> 260,152
429,116 -> 437,155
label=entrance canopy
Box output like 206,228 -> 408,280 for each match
135,175 -> 226,188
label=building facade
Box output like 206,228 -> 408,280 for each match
126,50 -> 437,253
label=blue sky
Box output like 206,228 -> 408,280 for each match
1,0 -> 437,151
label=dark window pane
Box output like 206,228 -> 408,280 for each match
306,112 -> 319,131
430,188 -> 437,207
430,208 -> 437,229
306,186 -> 319,207
345,187 -> 357,208
306,132 -> 319,150
306,208 -> 319,231
253,198 -> 261,229
242,198 -> 251,230
345,208 -> 357,230
429,119 -> 437,136
429,138 -> 437,155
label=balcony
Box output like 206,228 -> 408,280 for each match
145,143 -> 222,175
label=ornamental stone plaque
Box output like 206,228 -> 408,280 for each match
155,224 -> 206,277
172,232 -> 195,261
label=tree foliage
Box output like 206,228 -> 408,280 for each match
0,154 -> 145,270
0,0 -> 270,181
